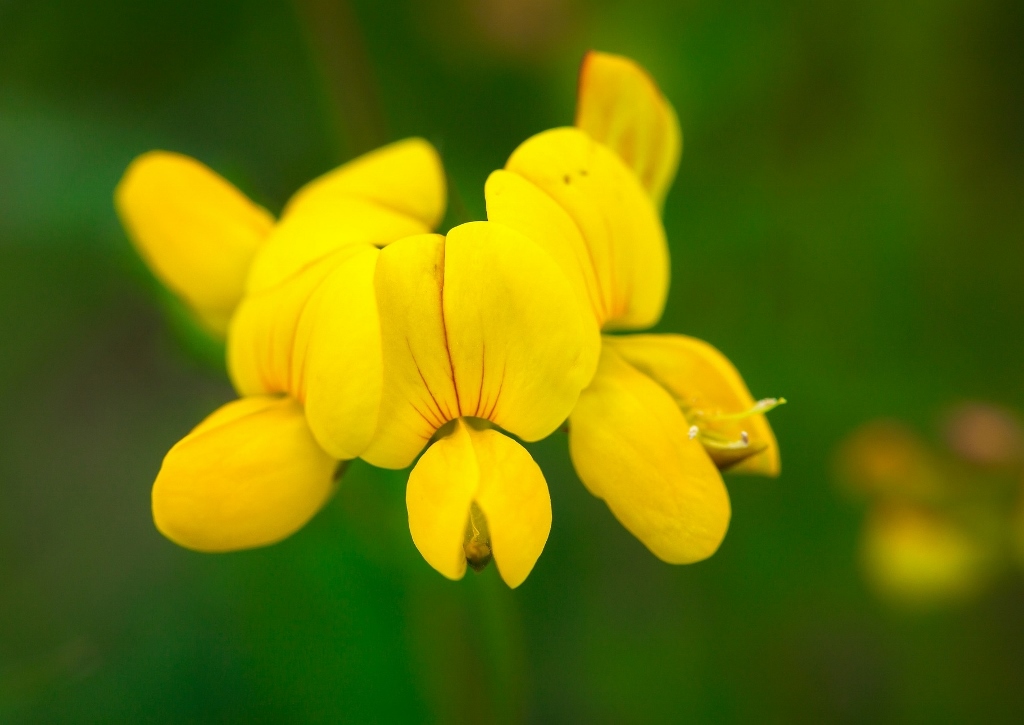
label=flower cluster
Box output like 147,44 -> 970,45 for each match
116,52 -> 782,587
838,403 -> 1024,607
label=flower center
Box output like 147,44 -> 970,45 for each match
463,502 -> 493,572
686,398 -> 787,452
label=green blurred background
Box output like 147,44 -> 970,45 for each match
2,0 -> 1023,722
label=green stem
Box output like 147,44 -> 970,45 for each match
406,567 -> 529,724
468,570 -> 530,724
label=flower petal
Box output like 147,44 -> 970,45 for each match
405,419 -> 551,587
228,245 -> 366,397
443,221 -> 599,443
575,51 -> 682,210
115,151 -> 274,335
228,246 -> 383,461
605,334 -> 780,476
504,127 -> 668,330
569,345 -> 730,564
364,224 -> 599,469
246,196 -> 427,295
471,426 -> 551,588
362,234 -> 457,469
406,420 -> 479,581
152,395 -> 337,552
300,247 -> 384,460
283,138 -> 446,229
484,169 -> 604,324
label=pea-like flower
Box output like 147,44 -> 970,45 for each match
485,51 -> 783,564
115,139 -> 446,552
361,224 -> 598,587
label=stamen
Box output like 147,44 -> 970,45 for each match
700,437 -> 755,451
688,425 -> 699,440
463,502 -> 493,572
696,427 -> 754,451
705,397 -> 787,422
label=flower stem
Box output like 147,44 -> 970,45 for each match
406,568 -> 529,723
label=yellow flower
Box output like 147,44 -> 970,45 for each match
116,139 -> 447,551
861,504 -> 994,607
485,51 -> 782,564
115,53 -> 779,582
836,411 -> 1021,607
362,224 -> 599,587
227,139 -> 445,461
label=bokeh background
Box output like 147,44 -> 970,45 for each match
2,0 -> 1023,722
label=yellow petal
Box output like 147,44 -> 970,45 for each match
406,419 -> 480,582
484,169 -> 603,324
300,247 -> 384,460
569,345 -> 730,564
363,224 -> 599,469
246,195 -> 428,295
471,425 -> 551,588
405,419 -> 551,587
152,395 -> 337,552
283,138 -> 447,229
575,51 -> 682,209
228,245 -> 364,396
115,151 -> 274,335
228,246 -> 383,460
504,127 -> 669,330
362,233 -> 457,469
605,334 -> 780,476
442,221 -> 599,443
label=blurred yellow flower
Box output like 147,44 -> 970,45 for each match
836,420 -> 944,500
117,139 -> 448,552
486,51 -> 782,564
839,406 -> 1024,608
861,505 -> 994,607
